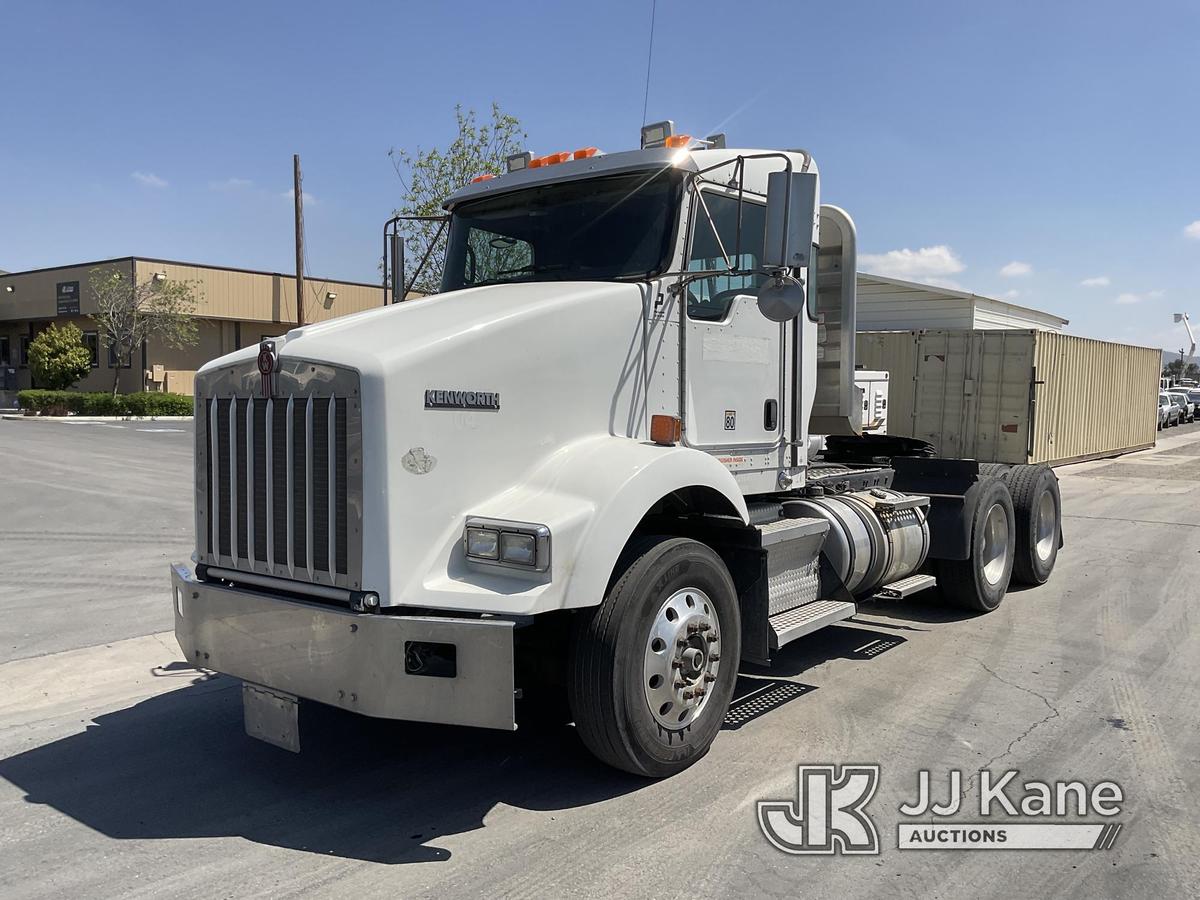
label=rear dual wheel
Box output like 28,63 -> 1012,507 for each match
938,478 -> 1015,613
568,537 -> 741,778
976,463 -> 1061,586
1006,465 -> 1061,585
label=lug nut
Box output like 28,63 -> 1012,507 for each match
709,653 -> 721,662
671,659 -> 683,669
706,633 -> 718,643
698,622 -> 711,632
704,673 -> 716,682
682,689 -> 696,700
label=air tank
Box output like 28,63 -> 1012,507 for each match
783,488 -> 929,597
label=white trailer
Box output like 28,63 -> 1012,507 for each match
171,123 -> 1063,776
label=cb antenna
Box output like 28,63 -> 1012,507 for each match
641,0 -> 658,128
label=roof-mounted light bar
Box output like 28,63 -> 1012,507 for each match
641,121 -> 728,151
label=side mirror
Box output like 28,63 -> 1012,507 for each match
762,171 -> 819,269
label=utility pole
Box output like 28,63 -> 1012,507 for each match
294,154 -> 305,326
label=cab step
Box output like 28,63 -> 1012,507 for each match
769,599 -> 857,650
871,573 -> 937,600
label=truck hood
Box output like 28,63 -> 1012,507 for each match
200,281 -> 646,374
194,279 -> 655,609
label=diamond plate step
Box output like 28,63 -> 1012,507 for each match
872,573 -> 937,600
769,599 -> 857,650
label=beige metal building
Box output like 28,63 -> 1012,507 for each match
0,257 -> 383,395
856,274 -> 1070,332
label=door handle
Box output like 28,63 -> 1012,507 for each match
764,399 -> 778,431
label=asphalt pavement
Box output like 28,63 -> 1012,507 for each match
0,416 -> 1197,899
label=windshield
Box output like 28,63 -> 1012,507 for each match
441,169 -> 683,292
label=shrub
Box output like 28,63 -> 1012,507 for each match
16,390 -> 194,417
27,323 -> 92,390
124,392 -> 194,416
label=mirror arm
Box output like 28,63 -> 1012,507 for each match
402,218 -> 449,297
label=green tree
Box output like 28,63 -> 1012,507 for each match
388,103 -> 526,295
89,268 -> 201,395
1162,358 -> 1199,381
27,322 -> 92,390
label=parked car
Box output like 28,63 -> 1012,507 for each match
1167,391 -> 1194,424
1188,389 -> 1200,417
1160,393 -> 1181,428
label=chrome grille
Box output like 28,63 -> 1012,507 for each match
195,359 -> 362,590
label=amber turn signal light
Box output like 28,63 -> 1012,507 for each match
650,415 -> 682,446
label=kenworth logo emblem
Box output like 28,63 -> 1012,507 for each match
758,764 -> 881,855
424,389 -> 500,411
257,340 -> 277,398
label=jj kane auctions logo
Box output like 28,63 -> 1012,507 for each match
758,765 -> 1124,854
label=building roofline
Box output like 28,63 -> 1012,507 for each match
857,273 -> 1069,325
0,255 -> 383,290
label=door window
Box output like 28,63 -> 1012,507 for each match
686,191 -> 767,321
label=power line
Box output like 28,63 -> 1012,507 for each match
641,0 -> 658,128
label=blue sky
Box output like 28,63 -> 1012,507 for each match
2,0 -> 1197,351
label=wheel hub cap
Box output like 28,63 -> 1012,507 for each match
644,588 -> 721,729
1034,490 -> 1057,562
981,502 -> 1011,586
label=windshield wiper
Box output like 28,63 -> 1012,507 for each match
494,263 -> 566,278
465,263 -> 568,289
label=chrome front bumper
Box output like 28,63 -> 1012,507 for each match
170,564 -> 516,731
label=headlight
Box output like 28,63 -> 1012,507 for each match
500,532 -> 537,566
464,517 -> 551,573
465,527 -> 500,560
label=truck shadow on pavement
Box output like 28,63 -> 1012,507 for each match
0,622 -> 906,865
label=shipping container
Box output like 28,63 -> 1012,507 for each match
855,329 -> 1161,466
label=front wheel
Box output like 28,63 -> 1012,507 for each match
568,536 -> 741,777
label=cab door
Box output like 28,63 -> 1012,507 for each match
682,190 -> 784,449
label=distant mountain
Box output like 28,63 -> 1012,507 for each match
1162,349 -> 1197,365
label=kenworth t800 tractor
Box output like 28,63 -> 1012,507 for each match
171,122 -> 1062,776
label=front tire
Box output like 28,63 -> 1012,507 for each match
938,478 -> 1015,613
568,536 -> 741,777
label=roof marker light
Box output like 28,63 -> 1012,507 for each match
470,174 -> 496,184
573,146 -> 600,160
540,151 -> 572,166
663,134 -> 693,149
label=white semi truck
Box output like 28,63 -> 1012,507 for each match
171,123 -> 1063,777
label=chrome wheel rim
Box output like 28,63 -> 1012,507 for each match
981,503 -> 1011,586
643,587 -> 721,730
1034,490 -> 1057,563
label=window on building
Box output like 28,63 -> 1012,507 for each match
82,332 -> 100,368
18,335 -> 30,367
108,343 -> 132,368
0,336 -> 9,366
